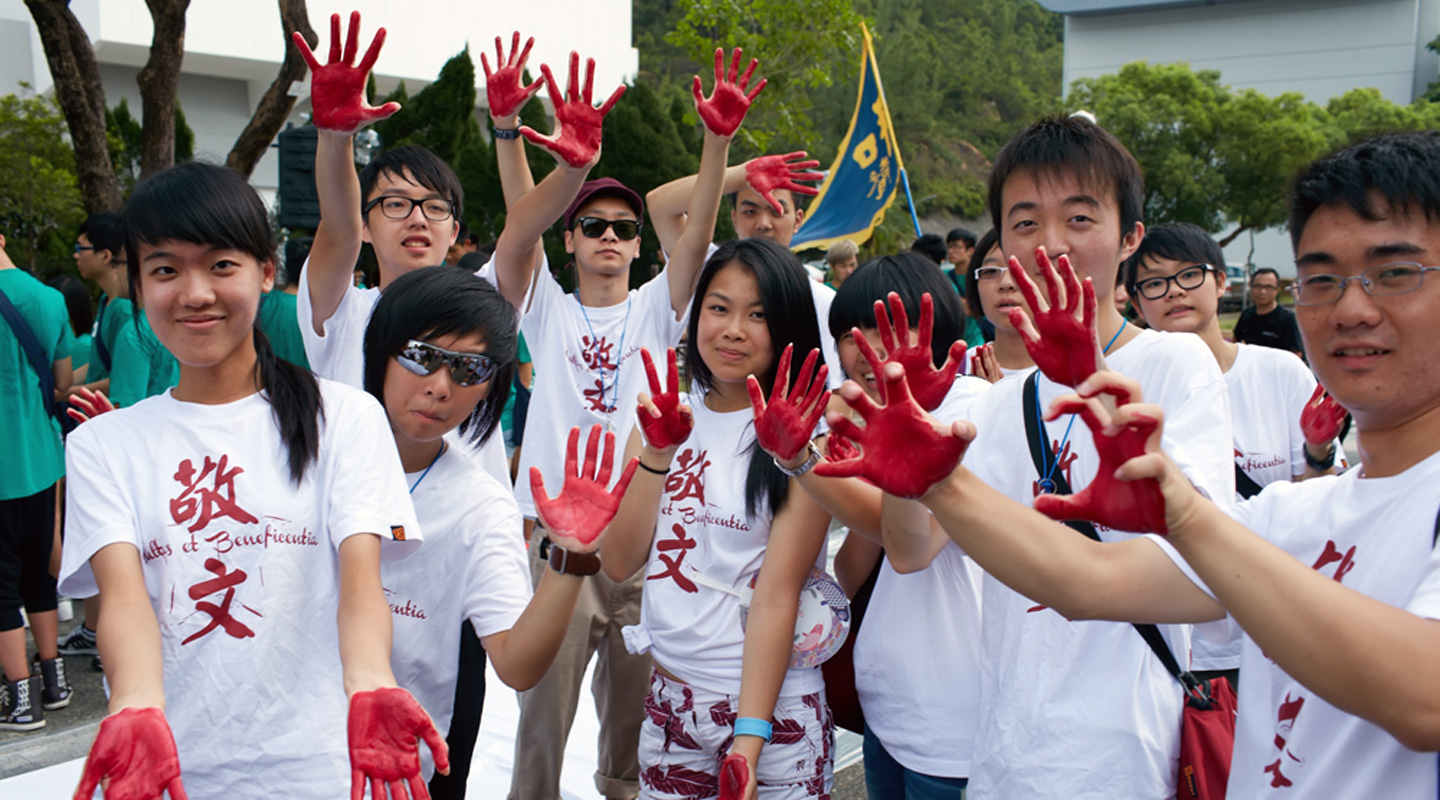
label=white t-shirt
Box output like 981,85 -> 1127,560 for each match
1165,452 -> 1440,799
962,328 -> 1234,800
1192,344 -> 1321,670
296,262 -> 512,486
854,375 -> 991,778
507,264 -> 687,518
625,389 -> 824,698
58,382 -> 421,800
384,445 -> 530,778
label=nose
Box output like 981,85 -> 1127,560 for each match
1327,276 -> 1383,329
177,270 -> 216,307
422,369 -> 454,400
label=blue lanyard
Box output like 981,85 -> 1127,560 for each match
408,443 -> 445,495
1036,318 -> 1129,492
576,294 -> 631,422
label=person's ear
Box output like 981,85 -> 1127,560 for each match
260,259 -> 277,294
1119,221 -> 1144,262
793,206 -> 805,228
564,228 -> 576,255
448,220 -> 459,247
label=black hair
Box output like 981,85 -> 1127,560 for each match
363,266 -> 516,447
123,161 -> 322,485
1289,131 -> 1440,250
911,233 -> 946,265
281,235 -> 314,290
987,114 -> 1145,250
46,274 -> 94,337
78,212 -> 124,258
830,252 -> 966,372
685,238 -> 823,520
1251,267 -> 1280,282
964,228 -> 1002,320
946,227 -> 977,247
1121,222 -> 1226,297
358,145 -> 464,219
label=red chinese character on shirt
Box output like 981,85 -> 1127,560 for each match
664,449 -> 710,506
583,378 -> 616,413
182,558 -> 257,645
648,524 -> 698,593
170,455 -> 259,533
1311,539 -> 1357,583
581,335 -> 618,371
1263,693 -> 1306,788
1029,439 -> 1079,498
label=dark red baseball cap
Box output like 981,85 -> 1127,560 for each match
563,178 -> 644,230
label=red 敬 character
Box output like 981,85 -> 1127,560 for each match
664,449 -> 711,507
170,455 -> 259,533
648,524 -> 699,593
1311,539 -> 1357,584
581,335 -> 618,372
182,558 -> 257,645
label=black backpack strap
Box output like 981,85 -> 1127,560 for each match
1023,371 -> 1203,699
0,286 -> 61,423
1235,463 -> 1264,500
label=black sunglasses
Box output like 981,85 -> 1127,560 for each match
396,340 -> 496,387
574,216 -> 642,241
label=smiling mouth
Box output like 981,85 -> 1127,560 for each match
401,236 -> 431,249
1334,347 -> 1387,357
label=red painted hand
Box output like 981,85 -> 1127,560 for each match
718,753 -> 751,800
692,47 -> 766,138
1033,381 -> 1169,534
294,12 -> 401,135
519,52 -> 626,169
531,425 -> 640,551
1006,247 -> 1101,388
970,342 -> 1002,384
74,707 -> 187,800
743,152 -> 823,215
1300,383 -> 1347,448
348,687 -> 448,800
857,292 -> 966,411
67,386 -> 115,425
747,344 -> 830,463
814,364 -> 968,498
481,32 -> 544,120
637,348 -> 693,450
824,427 -> 860,464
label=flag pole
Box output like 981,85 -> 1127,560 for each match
900,168 -> 922,237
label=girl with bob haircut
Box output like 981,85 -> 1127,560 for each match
58,162 -> 445,800
602,238 -> 837,797
963,228 -> 1034,380
362,266 -> 631,793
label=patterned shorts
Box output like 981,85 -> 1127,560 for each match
638,670 -> 833,800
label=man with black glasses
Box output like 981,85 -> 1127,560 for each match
1234,267 -> 1303,354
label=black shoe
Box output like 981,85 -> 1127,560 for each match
0,677 -> 45,731
57,625 -> 98,656
35,656 -> 73,710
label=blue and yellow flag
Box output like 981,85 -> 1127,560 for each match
791,23 -> 904,252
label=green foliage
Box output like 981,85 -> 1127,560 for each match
107,97 -> 195,194
0,91 -> 84,274
1212,89 -> 1331,240
1425,33 -> 1440,103
1324,87 -> 1440,145
373,49 -> 484,162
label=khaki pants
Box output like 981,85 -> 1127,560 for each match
508,524 -> 651,800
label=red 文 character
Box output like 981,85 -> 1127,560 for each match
1311,539 -> 1356,583
182,558 -> 257,645
581,335 -> 618,371
170,455 -> 260,533
648,524 -> 698,593
664,449 -> 710,506
1263,693 -> 1306,788
583,379 -> 615,413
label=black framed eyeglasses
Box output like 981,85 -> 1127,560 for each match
396,340 -> 496,387
74,244 -> 95,253
574,216 -> 642,241
1288,262 -> 1440,306
363,195 -> 455,223
1135,264 -> 1214,301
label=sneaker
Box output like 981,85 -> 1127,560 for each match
91,654 -> 103,672
57,625 -> 98,656
34,656 -> 72,710
0,677 -> 45,731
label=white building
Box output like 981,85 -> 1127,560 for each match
1038,0 -> 1440,274
0,0 -> 637,201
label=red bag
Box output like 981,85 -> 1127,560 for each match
1178,675 -> 1238,800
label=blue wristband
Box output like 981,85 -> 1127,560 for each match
733,717 -> 773,742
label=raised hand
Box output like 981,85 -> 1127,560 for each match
744,152 -> 823,215
1007,247 -> 1101,388
68,386 -> 115,425
692,47 -> 766,138
531,425 -> 640,551
348,687 -> 448,800
858,292 -> 966,411
481,32 -> 544,120
814,363 -> 969,499
718,752 -> 751,800
747,344 -> 830,463
970,342 -> 1002,384
637,348 -> 693,450
74,707 -> 187,800
1300,383 -> 1347,448
519,52 -> 626,169
294,12 -> 401,135
824,427 -> 860,464
1033,378 -> 1168,535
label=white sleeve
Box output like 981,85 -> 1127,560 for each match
1405,544 -> 1440,620
1157,355 -> 1235,509
635,266 -> 691,344
297,263 -> 374,383
323,392 -> 423,557
58,421 -> 139,598
464,492 -> 531,638
517,254 -> 567,332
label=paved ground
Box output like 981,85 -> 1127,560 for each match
0,614 -> 105,779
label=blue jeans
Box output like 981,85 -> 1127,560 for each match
863,725 -> 968,800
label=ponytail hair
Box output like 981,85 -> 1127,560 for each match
122,161 -> 324,484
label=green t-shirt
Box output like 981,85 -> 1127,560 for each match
109,304 -> 179,408
69,331 -> 92,373
500,333 -> 533,434
88,294 -> 130,383
257,290 -> 311,370
0,268 -> 68,499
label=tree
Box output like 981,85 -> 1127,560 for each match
1324,87 -> 1440,145
135,0 -> 191,177
0,92 -> 85,271
227,0 -> 316,177
1212,89 -> 1331,245
109,97 -> 195,194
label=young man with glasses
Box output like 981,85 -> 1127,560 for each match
1234,266 -> 1304,354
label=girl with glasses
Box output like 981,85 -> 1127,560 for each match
58,162 -> 444,800
964,228 -> 1035,381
